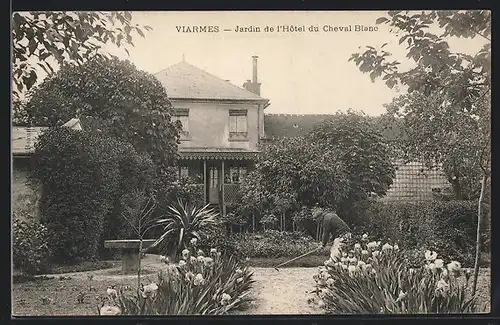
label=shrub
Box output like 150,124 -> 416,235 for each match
345,200 -> 481,267
197,225 -> 244,261
13,214 -> 52,275
162,176 -> 205,208
312,234 -> 478,313
292,206 -> 317,238
100,145 -> 157,255
31,126 -> 161,262
234,230 -> 319,258
97,246 -> 254,315
31,127 -> 124,262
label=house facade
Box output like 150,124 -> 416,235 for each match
154,57 -> 270,214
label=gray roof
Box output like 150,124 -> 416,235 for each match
154,61 -> 268,102
263,114 -> 402,140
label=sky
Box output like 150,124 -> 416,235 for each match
23,11 -> 488,116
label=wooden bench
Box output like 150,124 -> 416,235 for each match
104,239 -> 157,274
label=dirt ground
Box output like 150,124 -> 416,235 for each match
234,267 -> 321,315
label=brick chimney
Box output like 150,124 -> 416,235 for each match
243,56 -> 261,96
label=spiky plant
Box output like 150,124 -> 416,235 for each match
150,199 -> 219,259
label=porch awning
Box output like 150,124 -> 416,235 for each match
178,148 -> 260,160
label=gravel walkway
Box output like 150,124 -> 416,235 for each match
234,267 -> 320,315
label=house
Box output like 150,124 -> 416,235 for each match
153,56 -> 270,214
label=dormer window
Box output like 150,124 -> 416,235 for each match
229,109 -> 248,141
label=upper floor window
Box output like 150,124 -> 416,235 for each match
173,109 -> 189,137
229,109 -> 248,140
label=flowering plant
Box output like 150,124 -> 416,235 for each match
97,243 -> 254,315
312,233 -> 477,314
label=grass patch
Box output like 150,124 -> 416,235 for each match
13,260 -> 118,284
13,276 -> 138,316
45,260 -> 118,275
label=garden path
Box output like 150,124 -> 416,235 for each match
234,267 -> 321,315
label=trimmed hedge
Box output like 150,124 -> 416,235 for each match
345,199 -> 486,267
31,127 -> 157,263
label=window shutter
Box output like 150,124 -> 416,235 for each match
237,115 -> 247,133
229,115 -> 237,132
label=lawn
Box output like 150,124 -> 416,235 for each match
46,260 -> 118,275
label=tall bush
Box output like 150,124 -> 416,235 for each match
103,148 -> 157,243
161,176 -> 205,208
235,111 -> 395,233
31,127 -> 123,262
307,110 -> 396,211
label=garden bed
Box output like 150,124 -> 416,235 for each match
247,255 -> 327,268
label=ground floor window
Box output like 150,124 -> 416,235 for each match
224,165 -> 247,184
177,161 -> 203,183
179,166 -> 189,178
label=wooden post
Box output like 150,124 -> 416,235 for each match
221,160 -> 226,217
472,174 -> 488,295
203,160 -> 207,205
282,211 -> 285,232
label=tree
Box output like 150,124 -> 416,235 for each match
239,135 -> 351,233
349,10 -> 491,295
307,110 -> 396,211
22,56 -> 181,187
12,11 -> 151,99
238,111 -> 394,234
